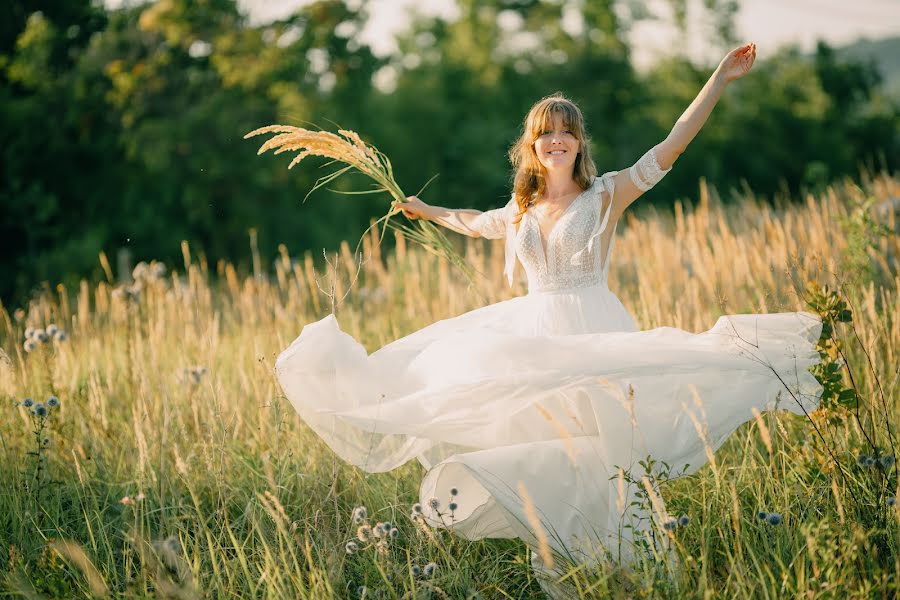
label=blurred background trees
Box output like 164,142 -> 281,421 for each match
1,0 -> 898,307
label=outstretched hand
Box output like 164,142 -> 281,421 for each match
717,43 -> 756,83
392,195 -> 431,220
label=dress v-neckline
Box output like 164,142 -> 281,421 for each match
530,186 -> 589,266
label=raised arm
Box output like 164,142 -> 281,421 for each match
610,42 -> 757,219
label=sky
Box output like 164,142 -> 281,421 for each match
103,0 -> 900,71
235,0 -> 900,69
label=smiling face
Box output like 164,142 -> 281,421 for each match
533,113 -> 580,173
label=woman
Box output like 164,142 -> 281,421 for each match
276,43 -> 822,595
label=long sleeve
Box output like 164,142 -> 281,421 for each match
471,196 -> 518,287
628,146 -> 672,191
470,206 -> 508,240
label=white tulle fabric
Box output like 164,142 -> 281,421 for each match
275,150 -> 822,596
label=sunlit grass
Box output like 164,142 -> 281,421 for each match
1,172 -> 898,598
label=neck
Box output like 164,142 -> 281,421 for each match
541,168 -> 580,200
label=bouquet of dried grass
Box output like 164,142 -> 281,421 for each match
244,125 -> 474,280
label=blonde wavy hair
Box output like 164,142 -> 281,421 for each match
508,92 -> 598,224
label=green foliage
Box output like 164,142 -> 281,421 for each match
804,283 -> 855,410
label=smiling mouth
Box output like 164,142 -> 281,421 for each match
547,150 -> 566,155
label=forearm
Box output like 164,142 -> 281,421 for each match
422,205 -> 486,237
657,68 -> 729,168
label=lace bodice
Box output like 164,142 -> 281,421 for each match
473,146 -> 672,293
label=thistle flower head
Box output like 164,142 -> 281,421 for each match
356,585 -> 367,597
428,497 -> 440,510
766,512 -> 783,525
423,562 -> 438,577
165,536 -> 182,554
678,514 -> 690,527
53,330 -> 68,342
880,455 -> 895,469
450,487 -> 459,496
448,502 -> 458,511
345,541 -> 359,554
887,497 -> 897,507
23,339 -> 37,353
389,527 -> 399,539
412,502 -> 422,514
46,324 -> 59,336
865,456 -> 877,468
24,327 -> 35,339
411,564 -> 421,577
34,329 -> 49,343
47,396 -> 59,408
351,506 -> 367,523
662,517 -> 677,531
22,397 -> 34,408
756,511 -> 768,520
356,525 -> 372,542
33,403 -> 48,418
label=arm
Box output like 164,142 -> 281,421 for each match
611,42 -> 757,219
395,196 -> 506,238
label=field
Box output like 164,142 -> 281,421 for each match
2,173 -> 899,598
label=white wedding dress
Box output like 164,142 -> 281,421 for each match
275,148 -> 823,595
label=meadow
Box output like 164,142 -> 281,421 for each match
1,172 -> 899,599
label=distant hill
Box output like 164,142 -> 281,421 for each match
833,35 -> 900,101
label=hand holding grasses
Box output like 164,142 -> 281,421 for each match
244,124 -> 475,280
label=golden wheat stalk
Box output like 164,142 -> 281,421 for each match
244,125 -> 475,281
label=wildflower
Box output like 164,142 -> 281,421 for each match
865,456 -> 877,468
23,339 -> 37,353
47,396 -> 60,409
356,586 -> 367,597
46,324 -> 59,336
120,496 -> 134,506
887,497 -> 897,507
43,437 -> 51,447
24,327 -> 35,339
662,517 -> 678,531
756,511 -> 768,521
382,521 -> 391,530
22,398 -> 34,408
766,512 -> 783,525
678,514 -> 690,527
389,527 -> 399,539
32,403 -> 48,418
412,502 -> 422,514
345,541 -> 359,554
34,329 -> 49,343
135,492 -> 146,501
880,455 -> 895,469
53,330 -> 68,342
356,525 -> 372,542
351,506 -> 367,523
423,562 -> 438,577
411,564 -> 421,577
428,497 -> 440,510
450,487 -> 458,496
855,454 -> 869,468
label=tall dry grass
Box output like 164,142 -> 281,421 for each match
0,171 -> 898,598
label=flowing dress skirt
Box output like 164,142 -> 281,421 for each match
275,282 -> 822,591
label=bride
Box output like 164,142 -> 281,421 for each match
275,42 -> 822,595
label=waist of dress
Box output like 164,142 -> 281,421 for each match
527,278 -> 610,296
